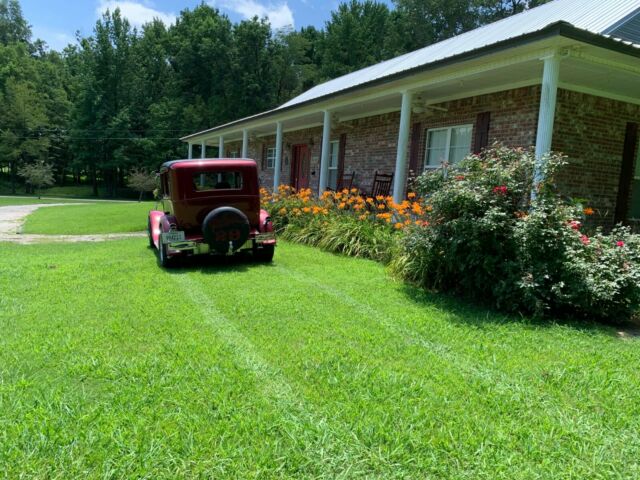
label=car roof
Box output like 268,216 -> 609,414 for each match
161,159 -> 257,171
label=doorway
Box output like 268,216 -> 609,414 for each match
291,144 -> 311,190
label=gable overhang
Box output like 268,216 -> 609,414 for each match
182,21 -> 640,145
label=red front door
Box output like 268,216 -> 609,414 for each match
291,144 -> 310,190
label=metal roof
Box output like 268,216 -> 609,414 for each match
281,0 -> 640,109
181,0 -> 640,141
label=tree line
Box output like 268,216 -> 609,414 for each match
0,0 -> 548,196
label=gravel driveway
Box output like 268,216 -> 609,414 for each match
0,203 -> 146,244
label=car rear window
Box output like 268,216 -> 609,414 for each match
193,171 -> 243,191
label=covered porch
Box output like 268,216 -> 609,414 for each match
182,26 -> 640,224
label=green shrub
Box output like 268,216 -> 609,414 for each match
392,146 -> 640,321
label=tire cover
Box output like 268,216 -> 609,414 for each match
202,207 -> 250,254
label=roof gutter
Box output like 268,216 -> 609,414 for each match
181,21 -> 640,142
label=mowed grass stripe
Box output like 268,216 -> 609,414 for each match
264,243 -> 640,478
0,241 -> 361,478
174,274 -> 383,479
174,253 -> 574,477
273,261 -> 640,472
2,238 -> 640,478
276,242 -> 639,382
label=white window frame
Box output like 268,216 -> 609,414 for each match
266,147 -> 276,169
328,140 -> 340,189
630,147 -> 640,220
424,124 -> 473,170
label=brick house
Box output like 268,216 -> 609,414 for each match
181,0 -> 640,229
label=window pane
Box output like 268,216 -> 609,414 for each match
329,141 -> 339,168
449,126 -> 472,164
328,169 -> 338,190
267,148 -> 276,169
426,130 -> 448,167
193,172 -> 243,191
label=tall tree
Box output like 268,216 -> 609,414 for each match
0,0 -> 30,46
320,0 -> 395,79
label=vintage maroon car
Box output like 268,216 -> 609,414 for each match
148,159 -> 276,267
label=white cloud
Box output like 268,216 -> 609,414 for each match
31,25 -> 76,51
96,1 -> 176,27
215,0 -> 294,29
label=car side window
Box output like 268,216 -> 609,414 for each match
161,173 -> 170,197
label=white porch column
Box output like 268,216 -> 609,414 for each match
273,121 -> 283,190
242,129 -> 249,158
318,110 -> 332,193
532,54 -> 560,199
393,91 -> 413,204
188,143 -> 193,159
200,140 -> 206,159
218,136 -> 224,159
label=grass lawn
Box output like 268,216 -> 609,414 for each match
0,196 -> 88,207
21,201 -> 154,234
1,231 -> 640,477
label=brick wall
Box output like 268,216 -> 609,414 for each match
552,89 -> 640,229
217,86 -> 640,230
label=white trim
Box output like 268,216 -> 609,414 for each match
265,147 -> 276,169
568,50 -> 640,76
273,121 -> 283,189
328,140 -> 340,190
558,82 -> 640,106
319,110 -> 332,192
533,54 -> 561,199
337,106 -> 402,123
393,91 -> 413,203
182,46 -> 561,143
242,129 -> 249,158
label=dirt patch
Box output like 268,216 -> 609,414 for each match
0,203 -> 146,244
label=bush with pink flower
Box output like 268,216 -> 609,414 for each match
393,146 -> 640,321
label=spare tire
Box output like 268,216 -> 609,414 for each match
202,207 -> 250,254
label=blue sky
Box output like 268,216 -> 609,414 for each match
22,0 -> 394,51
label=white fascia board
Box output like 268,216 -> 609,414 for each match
182,42 -> 573,143
558,82 -> 640,106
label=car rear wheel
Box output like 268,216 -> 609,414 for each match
158,242 -> 176,268
254,244 -> 274,262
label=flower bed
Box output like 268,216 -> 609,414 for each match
261,147 -> 640,321
260,186 -> 427,263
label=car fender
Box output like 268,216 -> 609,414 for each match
148,210 -> 165,249
259,209 -> 274,233
149,211 -> 177,249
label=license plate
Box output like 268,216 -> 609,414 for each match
162,231 -> 185,244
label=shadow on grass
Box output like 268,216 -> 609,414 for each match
149,246 -> 276,275
398,281 -> 629,338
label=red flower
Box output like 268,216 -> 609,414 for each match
492,185 -> 508,195
455,175 -> 465,181
616,241 -> 625,247
568,220 -> 581,231
580,234 -> 590,246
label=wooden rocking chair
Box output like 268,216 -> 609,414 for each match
337,171 -> 355,191
370,171 -> 393,198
